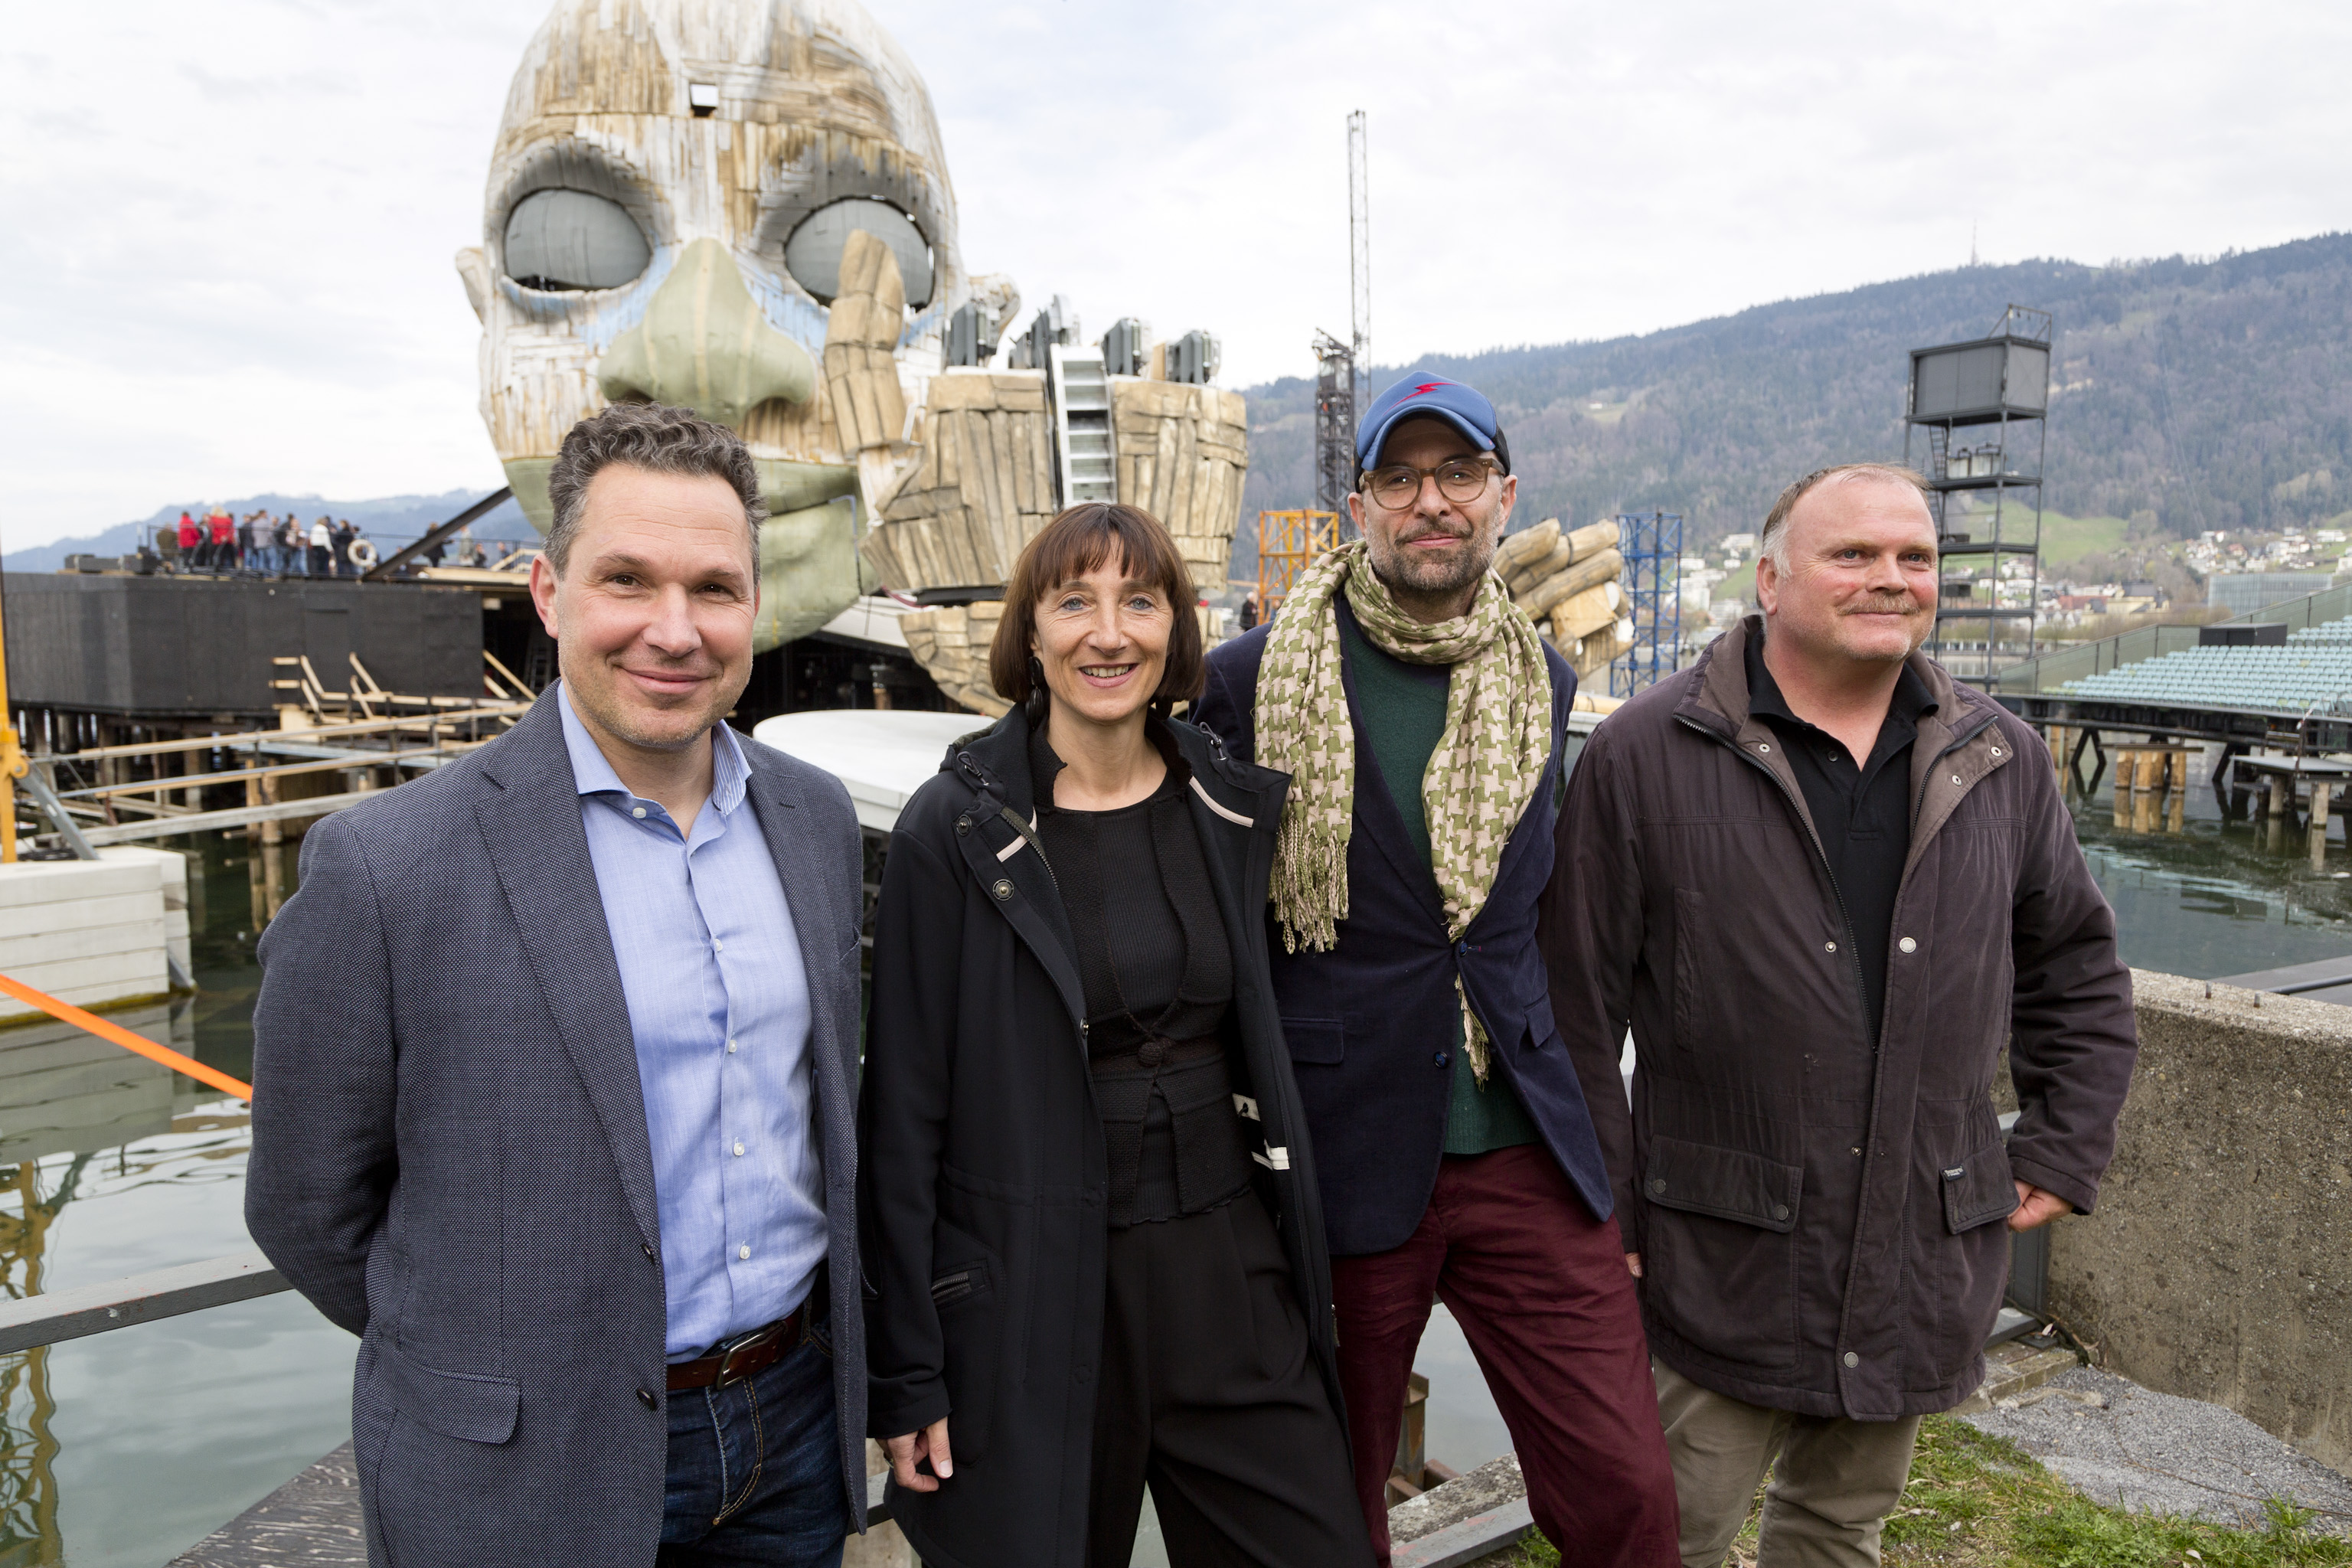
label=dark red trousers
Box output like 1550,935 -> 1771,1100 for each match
1330,1144 -> 1680,1567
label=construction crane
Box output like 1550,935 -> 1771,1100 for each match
1348,109 -> 1370,417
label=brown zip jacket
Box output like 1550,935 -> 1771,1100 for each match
1539,618 -> 2137,1419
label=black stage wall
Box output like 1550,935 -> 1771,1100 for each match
2,574 -> 484,717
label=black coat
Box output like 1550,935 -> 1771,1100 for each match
1195,602 -> 1617,1256
1540,619 -> 2138,1418
860,708 -> 1348,1568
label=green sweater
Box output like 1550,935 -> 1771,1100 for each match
1339,614 -> 1540,1155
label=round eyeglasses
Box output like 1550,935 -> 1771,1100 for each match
1362,457 -> 1498,511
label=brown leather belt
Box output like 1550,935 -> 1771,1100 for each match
665,1305 -> 807,1393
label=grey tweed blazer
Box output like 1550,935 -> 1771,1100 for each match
247,688 -> 869,1566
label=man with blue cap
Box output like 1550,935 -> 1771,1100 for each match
1197,374 -> 1678,1565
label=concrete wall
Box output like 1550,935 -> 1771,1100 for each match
2049,969 -> 2352,1475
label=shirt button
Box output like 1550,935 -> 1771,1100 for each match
1951,774 -> 1963,786
1843,1351 -> 1860,1368
637,1388 -> 658,1410
738,1244 -> 751,1260
1898,936 -> 1917,954
727,1039 -> 738,1054
1757,743 -> 1771,753
1991,746 -> 2004,757
1433,1051 -> 1450,1068
733,1141 -> 745,1157
713,938 -> 724,952
1824,939 -> 1837,953
631,806 -> 647,819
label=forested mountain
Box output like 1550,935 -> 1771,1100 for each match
1235,232 -> 2352,560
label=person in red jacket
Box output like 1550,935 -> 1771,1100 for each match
207,508 -> 234,573
175,511 -> 200,570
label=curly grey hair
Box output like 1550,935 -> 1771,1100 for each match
543,402 -> 766,573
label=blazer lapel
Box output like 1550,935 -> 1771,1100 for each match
471,695 -> 662,1253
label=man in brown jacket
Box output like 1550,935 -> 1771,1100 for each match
1540,462 -> 2137,1567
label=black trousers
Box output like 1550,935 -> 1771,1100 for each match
1086,1190 -> 1374,1568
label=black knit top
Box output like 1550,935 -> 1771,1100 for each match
1031,721 -> 1252,1226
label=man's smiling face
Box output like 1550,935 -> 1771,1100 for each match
529,463 -> 759,758
1757,475 -> 1940,668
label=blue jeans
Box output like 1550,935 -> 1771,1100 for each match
658,1328 -> 850,1567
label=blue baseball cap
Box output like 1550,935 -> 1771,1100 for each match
1355,371 -> 1511,476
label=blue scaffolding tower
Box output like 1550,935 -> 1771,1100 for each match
1612,510 -> 1684,699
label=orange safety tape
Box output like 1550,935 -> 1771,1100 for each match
0,973 -> 253,1101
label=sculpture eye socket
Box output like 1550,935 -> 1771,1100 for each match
783,198 -> 933,309
503,189 -> 651,292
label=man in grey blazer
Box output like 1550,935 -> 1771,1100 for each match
248,402 -> 868,1566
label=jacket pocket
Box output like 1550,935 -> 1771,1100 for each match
1645,1135 -> 1801,1230
931,1220 -> 1003,1465
376,1339 -> 520,1445
1280,1017 -> 1344,1066
1941,1143 -> 2020,1233
1641,1135 -> 1802,1370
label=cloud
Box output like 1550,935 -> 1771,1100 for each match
2,0 -> 2346,550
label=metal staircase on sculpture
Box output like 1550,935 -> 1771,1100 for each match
1048,346 -> 1116,506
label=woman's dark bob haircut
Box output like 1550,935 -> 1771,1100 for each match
989,502 -> 1205,715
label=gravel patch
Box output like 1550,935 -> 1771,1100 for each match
1962,1364 -> 2352,1534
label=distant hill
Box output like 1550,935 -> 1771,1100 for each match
1233,232 -> 2352,566
2,488 -> 528,574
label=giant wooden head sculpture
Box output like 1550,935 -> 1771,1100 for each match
458,0 -> 966,646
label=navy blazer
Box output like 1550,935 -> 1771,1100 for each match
1194,599 -> 1614,1256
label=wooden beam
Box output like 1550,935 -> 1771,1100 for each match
31,707 -> 524,765
74,790 -> 384,846
0,1250 -> 290,1355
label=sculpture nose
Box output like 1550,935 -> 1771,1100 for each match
597,237 -> 816,430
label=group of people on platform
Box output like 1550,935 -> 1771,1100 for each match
247,383 -> 2137,1568
168,508 -> 362,577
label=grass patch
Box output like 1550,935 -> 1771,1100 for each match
1495,1416 -> 2350,1566
2036,511 -> 2133,571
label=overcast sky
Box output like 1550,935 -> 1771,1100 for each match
4,0 -> 2345,550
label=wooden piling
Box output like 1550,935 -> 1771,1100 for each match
2312,782 -> 2334,870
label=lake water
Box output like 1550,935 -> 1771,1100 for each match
2,754 -> 2341,1564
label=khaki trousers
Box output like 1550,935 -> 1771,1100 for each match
1654,1361 -> 1922,1568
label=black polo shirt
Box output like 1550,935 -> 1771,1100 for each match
1743,632 -> 1937,1045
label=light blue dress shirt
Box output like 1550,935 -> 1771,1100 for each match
560,688 -> 827,1357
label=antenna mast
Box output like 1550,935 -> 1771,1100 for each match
1348,109 -> 1370,415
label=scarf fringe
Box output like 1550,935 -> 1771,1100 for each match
1272,816 -> 1348,953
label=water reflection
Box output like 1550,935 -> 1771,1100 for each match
2061,737 -> 2352,978
0,829 -> 349,1568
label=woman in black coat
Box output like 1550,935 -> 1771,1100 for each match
862,504 -> 1372,1568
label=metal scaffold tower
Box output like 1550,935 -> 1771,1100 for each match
1255,510 -> 1343,619
1312,331 -> 1356,523
1612,511 -> 1684,698
1903,304 -> 2053,683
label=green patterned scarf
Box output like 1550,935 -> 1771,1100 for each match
1255,539 -> 1552,1081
